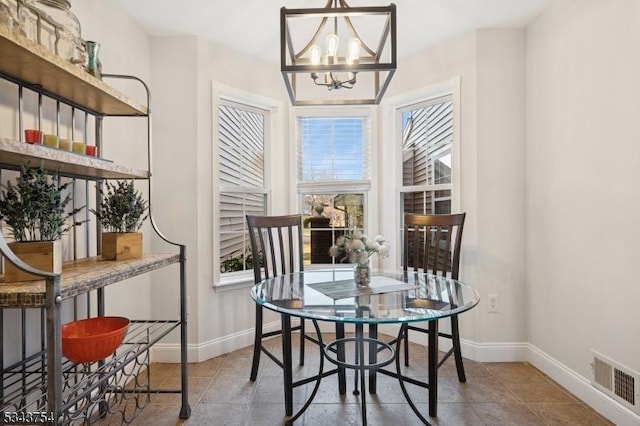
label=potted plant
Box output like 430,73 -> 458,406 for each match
0,165 -> 82,282
92,180 -> 148,261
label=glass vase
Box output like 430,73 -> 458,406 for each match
354,263 -> 371,287
85,40 -> 101,78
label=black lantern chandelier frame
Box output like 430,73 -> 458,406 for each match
281,1 -> 396,106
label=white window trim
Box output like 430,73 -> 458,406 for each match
398,93 -> 454,208
212,82 -> 281,288
291,105 -> 378,237
378,76 -> 461,273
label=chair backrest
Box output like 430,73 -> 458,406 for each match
246,214 -> 304,284
402,213 -> 466,279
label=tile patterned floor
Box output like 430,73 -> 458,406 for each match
108,334 -> 613,425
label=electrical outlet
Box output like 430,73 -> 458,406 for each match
487,294 -> 499,313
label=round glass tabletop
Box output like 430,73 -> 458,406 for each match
251,269 -> 480,324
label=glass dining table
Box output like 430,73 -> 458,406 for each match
251,268 -> 480,425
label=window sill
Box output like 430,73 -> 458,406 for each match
214,272 -> 255,292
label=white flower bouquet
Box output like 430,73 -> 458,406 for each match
329,230 -> 390,266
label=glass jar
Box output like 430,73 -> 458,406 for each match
22,0 -> 84,63
17,0 -> 38,41
0,0 -> 19,31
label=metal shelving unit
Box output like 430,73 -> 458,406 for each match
0,27 -> 190,424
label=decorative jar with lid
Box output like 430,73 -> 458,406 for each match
0,0 -> 19,30
20,0 -> 84,63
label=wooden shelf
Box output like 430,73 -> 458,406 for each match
0,26 -> 147,116
0,138 -> 149,179
0,253 -> 180,308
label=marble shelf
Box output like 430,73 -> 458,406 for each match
0,26 -> 146,116
0,253 -> 180,308
0,138 -> 149,179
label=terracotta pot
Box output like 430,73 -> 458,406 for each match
4,240 -> 62,283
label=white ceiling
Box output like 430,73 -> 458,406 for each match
112,0 -> 553,64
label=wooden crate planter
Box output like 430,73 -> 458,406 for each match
102,233 -> 142,261
4,240 -> 62,282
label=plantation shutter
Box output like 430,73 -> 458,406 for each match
218,101 -> 267,263
296,115 -> 371,183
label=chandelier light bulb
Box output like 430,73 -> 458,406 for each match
325,33 -> 339,58
310,45 -> 322,65
347,37 -> 361,65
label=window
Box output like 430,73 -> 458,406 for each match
297,116 -> 370,183
218,99 -> 269,276
399,95 -> 454,216
295,110 -> 372,265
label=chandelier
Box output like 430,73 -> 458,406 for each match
281,1 -> 396,106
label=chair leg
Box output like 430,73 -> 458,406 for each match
250,304 -> 263,381
281,314 -> 294,416
404,329 -> 410,366
450,314 -> 466,382
299,319 -> 305,366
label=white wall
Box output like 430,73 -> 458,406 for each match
147,35 -> 290,355
475,29 -> 527,344
380,29 -> 528,350
74,1 -> 153,321
526,0 -> 640,388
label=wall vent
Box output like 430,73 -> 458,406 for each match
591,350 -> 639,415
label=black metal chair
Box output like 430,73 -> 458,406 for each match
246,214 -> 306,381
402,212 -> 467,382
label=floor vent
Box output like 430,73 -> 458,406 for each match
591,350 -> 639,415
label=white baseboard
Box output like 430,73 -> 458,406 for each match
151,319 -> 283,363
151,325 -> 639,426
527,345 -> 640,426
315,322 -> 528,362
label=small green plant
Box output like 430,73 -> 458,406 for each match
92,180 -> 148,233
0,165 -> 82,242
220,248 -> 260,273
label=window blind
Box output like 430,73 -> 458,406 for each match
297,116 -> 370,183
218,102 -> 268,270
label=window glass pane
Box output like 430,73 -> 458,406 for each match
402,100 -> 453,187
300,193 -> 364,265
401,190 -> 451,215
434,150 -> 451,184
298,116 -> 368,182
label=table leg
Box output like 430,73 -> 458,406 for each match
369,324 -> 377,393
356,323 -> 367,425
281,314 -> 293,416
428,320 -> 439,417
336,322 -> 346,394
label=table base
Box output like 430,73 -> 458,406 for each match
281,318 -> 440,425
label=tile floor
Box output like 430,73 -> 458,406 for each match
114,334 -> 613,425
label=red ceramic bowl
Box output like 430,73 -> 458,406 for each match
62,316 -> 130,364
